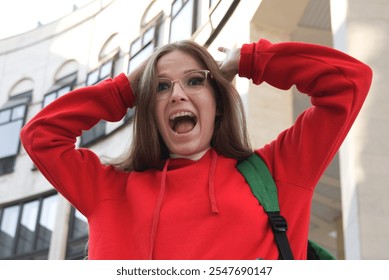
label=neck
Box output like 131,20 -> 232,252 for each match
170,147 -> 211,161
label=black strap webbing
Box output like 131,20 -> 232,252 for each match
237,153 -> 294,260
268,212 -> 294,260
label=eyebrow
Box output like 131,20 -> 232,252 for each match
157,69 -> 204,78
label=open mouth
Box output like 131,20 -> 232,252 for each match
169,111 -> 198,134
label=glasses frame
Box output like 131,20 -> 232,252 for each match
156,70 -> 211,100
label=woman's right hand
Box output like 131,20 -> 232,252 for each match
126,59 -> 148,98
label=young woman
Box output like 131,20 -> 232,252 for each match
20,38 -> 372,260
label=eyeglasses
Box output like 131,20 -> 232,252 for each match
156,70 -> 211,100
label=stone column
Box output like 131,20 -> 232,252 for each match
48,195 -> 71,260
332,0 -> 389,259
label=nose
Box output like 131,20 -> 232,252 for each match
170,81 -> 188,102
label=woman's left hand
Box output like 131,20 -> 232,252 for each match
217,46 -> 240,82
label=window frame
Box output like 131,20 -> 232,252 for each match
204,0 -> 240,46
169,0 -> 199,43
128,14 -> 164,73
0,192 -> 58,260
65,207 -> 89,260
127,15 -> 165,122
80,58 -> 116,147
0,91 -> 32,176
42,74 -> 77,108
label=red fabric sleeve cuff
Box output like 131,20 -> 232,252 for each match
238,42 -> 255,79
114,73 -> 136,108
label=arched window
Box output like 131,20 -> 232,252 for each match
127,12 -> 165,73
42,60 -> 78,108
127,5 -> 166,122
80,34 -> 120,147
0,79 -> 32,175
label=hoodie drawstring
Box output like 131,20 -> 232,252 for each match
209,149 -> 219,214
148,149 -> 219,259
149,158 -> 170,260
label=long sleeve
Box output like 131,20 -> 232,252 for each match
239,39 -> 372,190
238,39 -> 372,258
20,73 -> 135,216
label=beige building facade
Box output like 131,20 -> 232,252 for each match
0,0 -> 386,260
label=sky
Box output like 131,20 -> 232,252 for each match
0,0 -> 94,40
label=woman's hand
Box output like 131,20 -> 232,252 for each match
217,46 -> 240,82
127,59 -> 148,98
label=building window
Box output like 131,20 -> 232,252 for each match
66,208 -> 88,260
86,60 -> 114,86
209,0 -> 217,8
43,73 -> 77,108
27,73 -> 78,170
170,0 -> 199,43
80,59 -> 115,147
128,16 -> 164,73
205,0 -> 240,46
209,0 -> 238,30
0,91 -> 31,175
127,15 -> 164,121
0,193 -> 58,260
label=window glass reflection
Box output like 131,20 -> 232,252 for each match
143,26 -> 155,44
0,119 -> 23,158
128,43 -> 154,73
130,37 -> 142,56
72,209 -> 88,240
0,109 -> 11,124
17,201 -> 39,254
170,0 -> 194,43
43,93 -> 57,108
0,88 -> 31,175
21,201 -> 39,232
0,205 -> 20,258
57,86 -> 71,98
0,194 -> 58,259
11,105 -> 26,120
86,70 -> 99,85
66,208 -> 88,259
99,60 -> 113,79
0,205 -> 20,238
172,0 -> 183,17
36,195 -> 58,250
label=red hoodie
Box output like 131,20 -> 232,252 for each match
20,39 -> 372,260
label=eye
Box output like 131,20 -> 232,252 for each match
186,74 -> 205,87
157,80 -> 171,93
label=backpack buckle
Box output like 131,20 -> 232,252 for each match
268,212 -> 288,232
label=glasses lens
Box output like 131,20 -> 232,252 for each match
156,78 -> 172,99
156,70 -> 209,100
182,71 -> 207,93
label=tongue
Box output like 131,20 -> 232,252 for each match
174,119 -> 195,134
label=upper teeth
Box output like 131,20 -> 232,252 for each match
169,111 -> 195,120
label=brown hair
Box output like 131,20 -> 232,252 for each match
114,40 -> 252,171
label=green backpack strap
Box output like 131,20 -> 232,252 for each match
237,153 -> 294,260
308,240 -> 336,260
237,153 -> 336,260
237,153 -> 279,212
